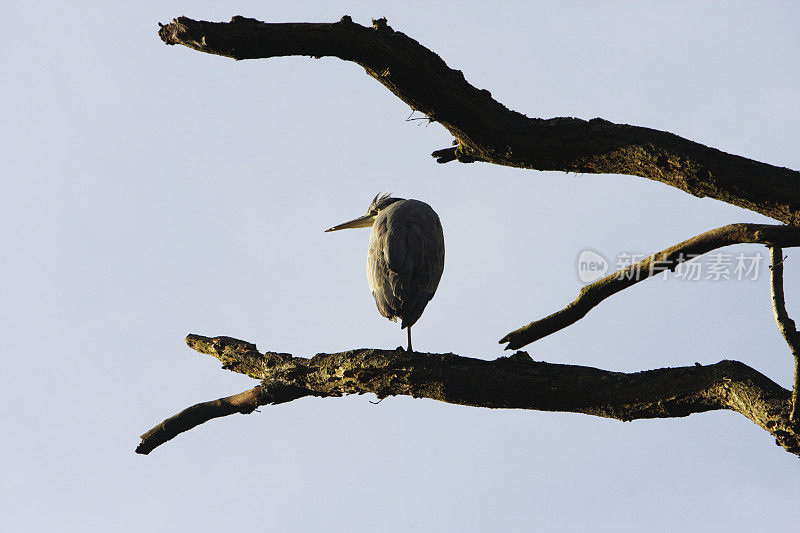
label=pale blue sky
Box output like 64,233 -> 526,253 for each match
2,1 -> 799,531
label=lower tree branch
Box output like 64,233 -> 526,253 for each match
769,247 -> 800,425
137,334 -> 800,457
157,15 -> 800,225
501,223 -> 800,350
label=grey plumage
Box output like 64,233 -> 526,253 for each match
325,193 -> 445,351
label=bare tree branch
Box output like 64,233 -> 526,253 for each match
136,334 -> 800,457
769,247 -> 800,425
147,15 -> 800,461
501,223 -> 800,350
157,15 -> 800,225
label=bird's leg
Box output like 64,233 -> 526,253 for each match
407,327 -> 413,353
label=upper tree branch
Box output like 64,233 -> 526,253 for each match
158,15 -> 800,225
501,223 -> 800,350
137,334 -> 800,457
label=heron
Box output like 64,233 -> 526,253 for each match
325,193 -> 445,352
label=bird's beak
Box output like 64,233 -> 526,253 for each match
325,213 -> 376,232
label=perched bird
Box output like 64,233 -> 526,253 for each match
325,193 -> 445,352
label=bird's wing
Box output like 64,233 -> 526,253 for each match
367,200 -> 444,329
367,215 -> 401,322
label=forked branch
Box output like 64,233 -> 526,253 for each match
157,15 -> 800,225
501,224 -> 800,350
136,334 -> 800,457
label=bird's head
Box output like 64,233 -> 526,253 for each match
325,193 -> 404,232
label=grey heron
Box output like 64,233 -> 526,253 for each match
325,193 -> 445,352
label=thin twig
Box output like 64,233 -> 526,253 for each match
769,247 -> 800,424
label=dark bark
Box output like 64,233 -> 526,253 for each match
136,334 -> 800,457
502,223 -> 800,349
157,15 -> 800,225
145,15 -> 800,460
